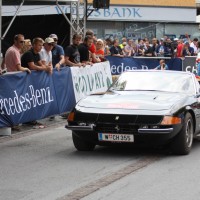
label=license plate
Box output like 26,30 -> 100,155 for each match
98,133 -> 134,143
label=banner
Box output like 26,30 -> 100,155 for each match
106,56 -> 183,75
70,61 -> 112,102
0,71 -> 59,127
182,56 -> 197,74
0,63 -> 112,127
52,67 -> 76,114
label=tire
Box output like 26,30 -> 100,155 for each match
72,132 -> 96,151
170,113 -> 194,155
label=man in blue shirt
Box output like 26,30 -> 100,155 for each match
155,59 -> 169,70
182,42 -> 194,57
49,34 -> 65,70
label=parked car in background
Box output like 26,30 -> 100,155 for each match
66,70 -> 200,155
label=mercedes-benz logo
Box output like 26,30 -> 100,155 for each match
115,116 -> 119,120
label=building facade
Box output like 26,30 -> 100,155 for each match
1,0 -> 199,43
86,0 -> 198,40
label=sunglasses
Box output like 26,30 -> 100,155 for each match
19,41 -> 25,43
53,39 -> 58,42
48,43 -> 54,46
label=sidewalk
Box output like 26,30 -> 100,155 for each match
1,115 -> 68,137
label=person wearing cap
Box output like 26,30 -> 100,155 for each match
182,41 -> 194,57
49,34 -> 65,70
21,37 -> 52,73
39,37 -> 54,70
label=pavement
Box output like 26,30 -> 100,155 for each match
0,115 -> 68,139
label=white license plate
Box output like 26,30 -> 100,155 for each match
98,133 -> 134,143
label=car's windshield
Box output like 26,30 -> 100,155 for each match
111,71 -> 195,94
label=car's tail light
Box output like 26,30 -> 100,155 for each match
68,112 -> 75,122
161,116 -> 181,125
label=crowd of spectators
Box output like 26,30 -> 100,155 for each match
1,31 -> 199,76
107,35 -> 200,58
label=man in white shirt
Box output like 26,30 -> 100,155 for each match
190,38 -> 198,55
39,37 -> 54,120
39,37 -> 54,71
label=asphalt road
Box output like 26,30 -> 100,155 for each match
1,122 -> 200,200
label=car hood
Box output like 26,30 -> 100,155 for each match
77,91 -> 188,111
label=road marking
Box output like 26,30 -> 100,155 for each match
57,156 -> 159,200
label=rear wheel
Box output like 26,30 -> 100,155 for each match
72,132 -> 96,151
170,113 -> 194,155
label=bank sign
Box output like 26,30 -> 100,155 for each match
2,5 -> 196,22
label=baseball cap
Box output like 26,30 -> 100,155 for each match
45,37 -> 54,43
174,38 -> 179,41
49,34 -> 58,39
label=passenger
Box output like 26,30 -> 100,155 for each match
49,34 -> 65,71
